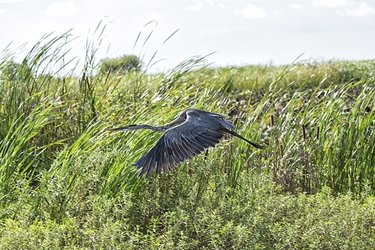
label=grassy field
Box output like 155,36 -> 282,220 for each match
1,32 -> 375,249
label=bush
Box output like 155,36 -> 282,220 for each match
99,54 -> 142,75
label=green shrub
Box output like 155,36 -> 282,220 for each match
99,54 -> 142,75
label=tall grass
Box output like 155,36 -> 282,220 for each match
258,76 -> 374,194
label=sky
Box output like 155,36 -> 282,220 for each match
1,0 -> 375,73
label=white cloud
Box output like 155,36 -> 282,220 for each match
187,2 -> 203,11
289,4 -> 301,9
45,1 -> 77,16
345,2 -> 375,16
0,9 -> 5,13
241,4 -> 267,19
205,0 -> 214,6
219,3 -> 226,9
313,0 -> 348,7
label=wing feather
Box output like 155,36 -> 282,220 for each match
174,140 -> 190,159
170,141 -> 184,162
195,135 -> 217,147
146,153 -> 156,176
184,137 -> 203,154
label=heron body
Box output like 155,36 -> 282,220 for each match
109,108 -> 264,178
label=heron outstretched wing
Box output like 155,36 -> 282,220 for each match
134,111 -> 226,177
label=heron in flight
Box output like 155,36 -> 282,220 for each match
109,108 -> 264,178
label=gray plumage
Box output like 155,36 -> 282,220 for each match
109,108 -> 264,178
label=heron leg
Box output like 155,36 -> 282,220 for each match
204,149 -> 209,160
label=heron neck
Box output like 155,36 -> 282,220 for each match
131,123 -> 177,131
143,124 -> 166,131
112,118 -> 183,132
153,121 -> 179,131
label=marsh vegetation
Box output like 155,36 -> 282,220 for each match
0,29 -> 375,249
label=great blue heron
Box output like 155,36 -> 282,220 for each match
109,108 -> 264,177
